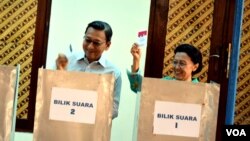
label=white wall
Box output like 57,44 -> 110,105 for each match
46,0 -> 150,141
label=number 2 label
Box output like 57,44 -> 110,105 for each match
70,109 -> 75,115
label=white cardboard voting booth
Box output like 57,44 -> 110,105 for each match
0,65 -> 20,141
137,78 -> 220,141
33,69 -> 114,141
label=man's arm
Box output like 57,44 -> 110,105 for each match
112,71 -> 122,119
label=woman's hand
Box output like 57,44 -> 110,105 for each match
130,43 -> 141,72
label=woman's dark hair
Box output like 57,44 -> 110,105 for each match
174,44 -> 203,75
85,20 -> 113,42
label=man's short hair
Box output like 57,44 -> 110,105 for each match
85,21 -> 113,42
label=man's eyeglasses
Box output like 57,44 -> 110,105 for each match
83,37 -> 106,47
173,60 -> 187,68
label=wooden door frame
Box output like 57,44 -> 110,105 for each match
208,0 -> 235,140
15,0 -> 52,132
144,0 -> 169,78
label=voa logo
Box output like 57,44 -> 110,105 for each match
226,129 -> 246,136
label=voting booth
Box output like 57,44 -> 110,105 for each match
0,65 -> 20,141
137,78 -> 220,141
33,69 -> 114,141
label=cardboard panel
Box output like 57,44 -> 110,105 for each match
33,69 -> 114,141
0,65 -> 19,141
137,78 -> 220,141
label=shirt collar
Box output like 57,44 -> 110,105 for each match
98,55 -> 107,67
76,52 -> 107,67
162,76 -> 199,83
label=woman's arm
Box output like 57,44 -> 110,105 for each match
131,43 -> 141,72
127,43 -> 142,93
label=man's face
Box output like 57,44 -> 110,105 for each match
82,27 -> 110,63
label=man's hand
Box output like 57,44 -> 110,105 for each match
56,53 -> 68,70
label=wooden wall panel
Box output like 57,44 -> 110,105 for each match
0,0 -> 37,119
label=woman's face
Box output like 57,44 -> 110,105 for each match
173,52 -> 199,81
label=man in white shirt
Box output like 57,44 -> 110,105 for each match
56,21 -> 121,119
